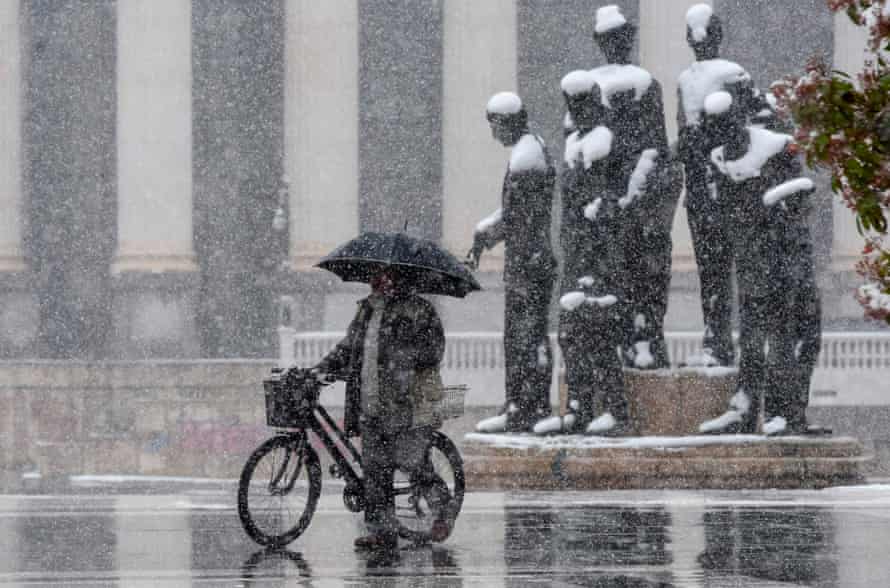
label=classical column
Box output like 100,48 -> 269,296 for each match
441,0 -> 517,273
0,1 -> 36,358
830,10 -> 871,274
639,0 -> 705,277
0,1 -> 23,274
284,1 -> 359,332
111,0 -> 199,357
358,1 -> 443,240
285,1 -> 359,272
437,1 -> 518,332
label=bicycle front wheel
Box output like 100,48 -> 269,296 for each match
237,434 -> 321,547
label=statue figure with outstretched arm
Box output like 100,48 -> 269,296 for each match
677,4 -> 784,368
589,4 -> 679,370
471,92 -> 557,434
532,71 -> 630,437
697,90 -> 826,437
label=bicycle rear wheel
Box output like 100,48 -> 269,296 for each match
238,434 -> 321,547
394,431 -> 465,543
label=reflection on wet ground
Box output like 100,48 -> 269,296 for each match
1,486 -> 889,586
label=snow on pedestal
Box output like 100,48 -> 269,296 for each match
464,367 -> 871,490
462,428 -> 869,491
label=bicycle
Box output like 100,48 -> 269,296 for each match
237,367 -> 467,548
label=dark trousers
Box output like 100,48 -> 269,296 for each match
622,227 -> 672,367
736,244 -> 821,426
503,271 -> 554,418
362,421 -> 434,536
687,182 -> 735,365
558,307 -> 628,422
764,254 -> 821,425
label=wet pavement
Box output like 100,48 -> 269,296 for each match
2,482 -> 890,586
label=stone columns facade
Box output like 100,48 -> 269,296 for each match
111,0 -> 199,357
284,1 -> 360,331
824,11 -> 874,324
639,0 -> 706,331
0,2 -> 35,357
438,0 -> 517,331
285,1 -> 359,274
830,10 -> 870,276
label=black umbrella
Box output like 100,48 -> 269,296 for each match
316,232 -> 482,298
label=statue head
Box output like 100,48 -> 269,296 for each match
485,91 -> 528,147
686,4 -> 723,61
594,5 -> 636,65
561,70 -> 604,133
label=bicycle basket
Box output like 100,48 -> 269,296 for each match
439,385 -> 467,420
263,369 -> 317,428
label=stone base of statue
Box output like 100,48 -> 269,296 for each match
463,368 -> 871,490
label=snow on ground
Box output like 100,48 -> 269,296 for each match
464,432 -> 854,450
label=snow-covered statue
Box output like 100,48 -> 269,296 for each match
532,71 -> 630,437
589,4 -> 678,370
677,4 -> 783,368
470,92 -> 557,434
697,91 -> 823,437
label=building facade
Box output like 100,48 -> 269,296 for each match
0,0 -> 877,360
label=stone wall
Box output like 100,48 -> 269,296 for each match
0,361 -> 278,489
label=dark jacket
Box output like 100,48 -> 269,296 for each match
316,293 -> 445,436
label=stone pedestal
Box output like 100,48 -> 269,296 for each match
625,368 -> 737,435
462,434 -> 869,490
559,368 -> 737,435
466,367 -> 871,490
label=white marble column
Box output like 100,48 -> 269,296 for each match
830,11 -> 872,273
441,0 -> 517,273
639,0 -> 710,274
114,0 -> 196,274
110,0 -> 199,357
285,1 -> 359,271
0,2 -> 24,273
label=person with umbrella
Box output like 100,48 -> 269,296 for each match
311,232 -> 479,550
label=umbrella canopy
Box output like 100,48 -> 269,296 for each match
316,232 -> 482,298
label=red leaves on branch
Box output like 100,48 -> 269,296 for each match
774,0 -> 890,324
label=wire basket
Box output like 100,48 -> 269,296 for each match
439,385 -> 467,420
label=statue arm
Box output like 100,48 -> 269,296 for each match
645,81 -> 670,158
468,207 -> 505,268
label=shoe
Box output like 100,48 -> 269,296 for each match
699,391 -> 756,434
354,533 -> 398,551
763,416 -> 833,437
585,412 -> 631,436
475,402 -> 533,433
430,518 -> 451,542
533,401 -> 581,435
